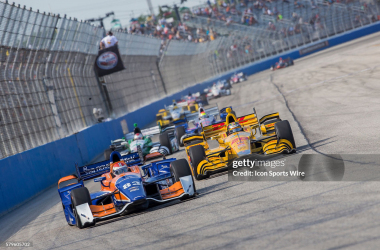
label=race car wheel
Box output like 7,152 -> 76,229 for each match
288,57 -> 294,65
175,126 -> 186,147
200,94 -> 209,106
189,105 -> 196,112
171,159 -> 196,199
274,120 -> 296,151
159,131 -> 172,154
71,187 -> 94,229
104,148 -> 113,161
188,145 -> 209,180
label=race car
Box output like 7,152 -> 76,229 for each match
182,107 -> 296,180
228,72 -> 247,84
104,124 -> 179,161
204,81 -> 232,100
156,101 -> 199,128
180,92 -> 209,106
270,57 -> 294,71
174,105 -> 221,147
220,106 -> 236,121
57,151 -> 195,229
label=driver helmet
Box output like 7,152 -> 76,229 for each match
134,133 -> 143,141
279,57 -> 283,62
200,111 -> 208,119
112,162 -> 129,176
227,122 -> 243,135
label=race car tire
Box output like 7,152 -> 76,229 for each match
104,148 -> 113,161
275,120 -> 296,152
71,187 -> 94,229
188,145 -> 209,180
175,126 -> 186,147
159,131 -> 172,154
171,159 -> 196,199
200,94 -> 209,106
190,105 -> 196,112
288,57 -> 294,65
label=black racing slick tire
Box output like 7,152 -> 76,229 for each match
288,57 -> 294,65
190,105 -> 196,112
171,159 -> 196,199
200,94 -> 209,106
104,148 -> 113,161
275,120 -> 296,152
175,126 -> 186,147
159,131 -> 172,154
171,159 -> 193,182
188,145 -> 208,180
71,187 -> 94,229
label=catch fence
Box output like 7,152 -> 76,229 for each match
0,2 -> 166,158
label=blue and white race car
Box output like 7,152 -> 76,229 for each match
57,151 -> 196,229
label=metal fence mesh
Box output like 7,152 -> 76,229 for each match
103,33 -> 165,116
0,2 -> 167,158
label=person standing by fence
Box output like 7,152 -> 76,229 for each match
100,31 -> 118,49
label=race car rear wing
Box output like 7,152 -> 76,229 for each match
201,121 -> 226,140
185,105 -> 220,122
236,113 -> 259,128
75,152 -> 142,180
125,126 -> 161,141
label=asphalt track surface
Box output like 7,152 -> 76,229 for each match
1,32 -> 380,250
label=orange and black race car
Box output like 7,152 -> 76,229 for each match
270,57 -> 294,71
57,151 -> 195,228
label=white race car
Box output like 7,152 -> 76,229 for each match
204,80 -> 232,100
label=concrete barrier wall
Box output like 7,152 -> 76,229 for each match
1,22 -> 379,217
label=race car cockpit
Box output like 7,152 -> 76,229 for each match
134,133 -> 143,141
200,111 -> 209,119
112,162 -> 130,176
133,123 -> 142,134
226,122 -> 244,136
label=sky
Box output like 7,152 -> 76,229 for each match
10,0 -> 204,29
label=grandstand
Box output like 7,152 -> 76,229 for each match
182,0 -> 379,72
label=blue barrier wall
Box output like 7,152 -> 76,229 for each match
1,22 -> 379,217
